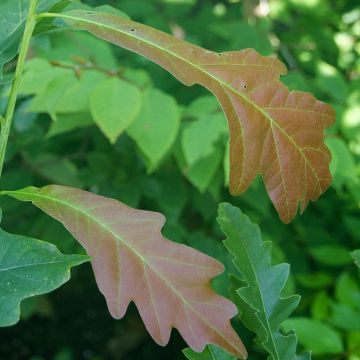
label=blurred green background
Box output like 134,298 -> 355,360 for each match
0,0 -> 359,359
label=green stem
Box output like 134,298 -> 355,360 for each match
0,0 -> 38,178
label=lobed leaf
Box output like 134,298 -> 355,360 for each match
47,9 -> 335,223
183,344 -> 236,360
2,186 -> 247,358
217,203 -> 308,359
0,227 -> 89,327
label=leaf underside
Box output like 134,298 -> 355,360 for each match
217,203 -> 308,360
2,186 -> 247,359
52,9 -> 335,223
0,227 -> 89,327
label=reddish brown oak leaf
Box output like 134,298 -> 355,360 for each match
3,185 -> 247,359
47,9 -> 335,222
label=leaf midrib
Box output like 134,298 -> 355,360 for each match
41,11 -> 324,196
224,225 -> 280,360
8,189 -> 243,356
0,259 -> 80,272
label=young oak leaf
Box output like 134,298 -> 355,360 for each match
44,9 -> 336,223
2,186 -> 247,359
218,203 -> 309,360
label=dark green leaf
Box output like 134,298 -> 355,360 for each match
0,228 -> 89,327
217,203 -> 306,360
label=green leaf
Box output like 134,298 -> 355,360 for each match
90,77 -> 142,143
281,318 -> 343,355
0,227 -> 89,327
28,72 -> 76,120
296,272 -> 332,289
20,154 -> 83,187
352,250 -> 360,269
335,272 -> 360,309
54,70 -> 106,113
184,95 -> 221,118
46,112 -> 94,138
0,0 -> 62,78
175,143 -> 223,193
19,58 -> 68,96
217,203 -> 306,360
309,245 -> 352,266
329,303 -> 360,331
326,137 -> 358,190
183,344 -> 236,360
311,291 -> 330,321
127,88 -> 180,171
182,113 -> 227,166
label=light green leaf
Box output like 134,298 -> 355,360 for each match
19,58 -> 69,96
184,95 -> 220,118
176,144 -> 223,193
46,112 -> 94,138
352,250 -> 360,269
54,70 -> 106,113
182,113 -> 227,166
28,72 -> 76,120
183,344 -> 236,360
218,203 -> 307,360
282,318 -> 343,355
127,88 -> 180,171
315,61 -> 348,102
326,137 -> 358,190
90,77 -> 142,143
0,228 -> 89,327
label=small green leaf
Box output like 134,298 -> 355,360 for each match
54,70 -> 106,113
184,95 -> 220,118
0,228 -> 89,327
46,112 -> 94,138
127,88 -> 180,171
19,58 -> 68,96
90,77 -> 142,143
309,245 -> 352,266
351,250 -> 360,269
281,318 -> 343,355
326,137 -> 358,190
330,303 -> 360,331
182,113 -> 227,166
296,272 -> 332,289
28,72 -> 76,120
218,203 -> 306,360
183,344 -> 236,360
335,272 -> 360,309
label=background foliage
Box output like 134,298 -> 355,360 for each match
0,0 -> 359,359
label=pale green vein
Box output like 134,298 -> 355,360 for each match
2,189 -> 241,355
